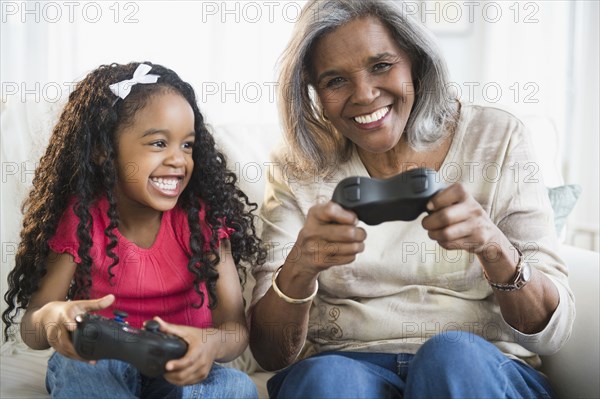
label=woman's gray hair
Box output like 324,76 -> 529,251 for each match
278,0 -> 458,176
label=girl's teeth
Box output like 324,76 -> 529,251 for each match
354,106 -> 389,124
151,178 -> 178,191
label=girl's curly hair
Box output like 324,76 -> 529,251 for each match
2,62 -> 266,340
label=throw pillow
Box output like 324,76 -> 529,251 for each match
547,185 -> 582,235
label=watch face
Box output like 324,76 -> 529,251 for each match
521,262 -> 532,283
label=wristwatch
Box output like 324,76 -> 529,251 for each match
484,249 -> 532,292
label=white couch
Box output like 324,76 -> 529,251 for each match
1,111 -> 598,398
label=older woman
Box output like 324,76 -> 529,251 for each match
249,1 -> 574,398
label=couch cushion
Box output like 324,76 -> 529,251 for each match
540,245 -> 600,399
0,341 -> 51,398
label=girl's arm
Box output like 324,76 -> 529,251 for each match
157,239 -> 249,386
207,238 -> 249,362
21,250 -> 114,358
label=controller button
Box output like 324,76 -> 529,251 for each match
145,320 -> 160,333
343,186 -> 360,202
411,176 -> 428,193
82,325 -> 100,340
113,310 -> 128,323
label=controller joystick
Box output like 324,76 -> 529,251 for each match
144,320 -> 160,333
331,167 -> 446,225
113,310 -> 128,323
72,311 -> 187,377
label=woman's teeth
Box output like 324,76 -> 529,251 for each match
354,106 -> 390,124
150,177 -> 178,191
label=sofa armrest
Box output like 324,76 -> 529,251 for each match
540,245 -> 599,399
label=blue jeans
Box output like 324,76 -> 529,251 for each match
268,331 -> 554,399
46,352 -> 258,399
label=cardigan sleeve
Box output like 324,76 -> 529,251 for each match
490,113 -> 575,355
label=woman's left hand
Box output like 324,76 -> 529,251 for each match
421,183 -> 507,255
153,317 -> 220,386
422,183 -> 560,335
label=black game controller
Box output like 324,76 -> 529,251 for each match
72,310 -> 188,377
331,167 -> 446,225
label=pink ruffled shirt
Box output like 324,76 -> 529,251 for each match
48,197 -> 234,329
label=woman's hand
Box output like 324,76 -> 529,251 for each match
421,183 -> 509,257
155,317 -> 220,386
422,183 -> 560,334
289,201 -> 367,275
35,294 -> 115,361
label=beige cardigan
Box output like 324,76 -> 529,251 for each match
251,105 -> 575,368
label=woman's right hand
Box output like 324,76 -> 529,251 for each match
250,201 -> 366,370
35,294 -> 115,361
288,201 -> 367,276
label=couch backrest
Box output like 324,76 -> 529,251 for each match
519,114 -> 564,188
211,123 -> 283,212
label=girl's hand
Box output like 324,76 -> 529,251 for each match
421,183 -> 507,256
290,201 -> 367,276
154,317 -> 220,386
37,294 -> 115,362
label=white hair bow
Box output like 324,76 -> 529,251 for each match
109,64 -> 160,100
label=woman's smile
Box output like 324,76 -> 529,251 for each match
352,105 -> 391,128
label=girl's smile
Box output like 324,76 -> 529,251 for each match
149,175 -> 185,197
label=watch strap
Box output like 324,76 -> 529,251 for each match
483,247 -> 531,292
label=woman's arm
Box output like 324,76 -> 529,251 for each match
249,258 -> 317,371
22,250 -> 114,357
250,202 -> 366,371
422,111 -> 574,343
422,183 -> 559,334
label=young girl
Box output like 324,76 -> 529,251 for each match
2,62 -> 265,398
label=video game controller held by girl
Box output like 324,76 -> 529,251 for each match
72,310 -> 188,378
